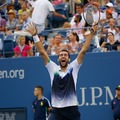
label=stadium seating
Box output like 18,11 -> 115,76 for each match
2,39 -> 16,58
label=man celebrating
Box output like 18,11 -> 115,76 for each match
27,23 -> 98,120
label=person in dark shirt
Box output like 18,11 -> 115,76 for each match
111,85 -> 120,120
101,32 -> 120,51
32,86 -> 51,120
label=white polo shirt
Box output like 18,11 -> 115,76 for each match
46,59 -> 82,108
32,0 -> 55,25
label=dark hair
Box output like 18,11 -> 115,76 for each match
54,34 -> 62,38
71,32 -> 79,42
75,14 -> 82,22
35,86 -> 43,94
58,49 -> 70,58
7,3 -> 14,11
108,32 -> 114,36
76,3 -> 84,9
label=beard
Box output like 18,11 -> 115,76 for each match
59,61 -> 68,68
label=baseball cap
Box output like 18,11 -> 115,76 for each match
116,85 -> 120,90
106,2 -> 113,7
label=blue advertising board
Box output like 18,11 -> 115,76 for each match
0,52 -> 120,120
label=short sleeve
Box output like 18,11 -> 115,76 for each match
70,59 -> 82,83
45,60 -> 58,82
26,45 -> 31,51
47,1 -> 55,12
14,46 -> 19,54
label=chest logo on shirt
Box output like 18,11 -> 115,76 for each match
113,102 -> 116,105
40,102 -> 43,106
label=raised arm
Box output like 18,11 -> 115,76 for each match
26,23 -> 50,65
77,25 -> 98,64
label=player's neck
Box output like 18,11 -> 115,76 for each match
60,66 -> 68,72
37,95 -> 42,100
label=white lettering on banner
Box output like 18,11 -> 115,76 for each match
0,112 -> 16,120
78,86 -> 114,106
0,70 -> 24,80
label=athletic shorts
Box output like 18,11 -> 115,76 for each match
48,106 -> 81,120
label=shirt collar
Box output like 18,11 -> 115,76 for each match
58,64 -> 70,72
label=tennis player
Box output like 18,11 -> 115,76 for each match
26,23 -> 98,120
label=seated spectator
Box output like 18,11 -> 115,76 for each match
47,34 -> 64,55
101,18 -> 120,41
71,14 -> 84,40
14,35 -> 33,57
5,3 -> 18,20
13,0 -> 24,11
70,3 -> 85,26
47,38 -> 55,55
22,11 -> 32,30
67,32 -> 80,53
0,12 -> 6,33
6,9 -> 20,35
18,1 -> 30,25
101,32 -> 120,51
106,2 -> 118,19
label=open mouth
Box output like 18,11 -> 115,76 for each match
61,59 -> 66,63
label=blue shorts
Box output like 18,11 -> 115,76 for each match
48,106 -> 80,120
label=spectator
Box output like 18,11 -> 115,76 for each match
106,2 -> 118,19
71,14 -> 84,40
111,85 -> 120,120
33,86 -> 51,120
70,3 -> 85,26
101,32 -> 120,51
101,18 -> 120,41
14,35 -> 33,57
18,1 -> 30,15
5,3 -> 17,20
47,34 -> 64,55
13,0 -> 24,11
22,11 -> 32,30
0,13 -> 6,33
31,0 -> 66,34
6,9 -> 20,35
18,1 -> 30,25
67,32 -> 80,53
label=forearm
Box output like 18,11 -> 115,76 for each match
52,11 -> 64,18
33,35 -> 50,64
77,32 -> 94,64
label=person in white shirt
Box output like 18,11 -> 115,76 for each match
31,0 -> 66,34
70,3 -> 85,26
25,22 -> 98,120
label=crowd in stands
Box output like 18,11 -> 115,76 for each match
0,0 -> 120,58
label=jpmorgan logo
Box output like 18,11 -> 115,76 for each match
78,86 -> 114,106
0,112 -> 16,120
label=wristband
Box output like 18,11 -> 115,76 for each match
33,35 -> 40,43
